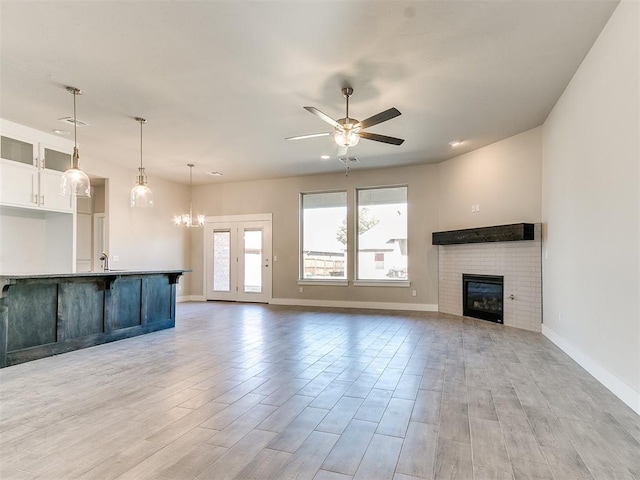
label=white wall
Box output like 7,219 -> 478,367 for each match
542,0 -> 639,412
438,127 -> 542,230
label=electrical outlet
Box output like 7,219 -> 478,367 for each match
273,256 -> 278,261
471,205 -> 476,213
299,286 -> 303,293
476,204 -> 480,212
412,290 -> 417,297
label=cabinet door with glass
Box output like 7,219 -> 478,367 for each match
39,143 -> 74,212
0,134 -> 38,207
0,133 -> 74,212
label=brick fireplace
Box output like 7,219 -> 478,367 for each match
435,223 -> 542,332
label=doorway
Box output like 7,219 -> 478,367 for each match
205,214 -> 272,303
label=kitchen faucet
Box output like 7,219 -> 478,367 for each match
99,252 -> 110,272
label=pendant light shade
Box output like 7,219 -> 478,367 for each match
130,117 -> 154,208
173,164 -> 204,228
60,86 -> 91,198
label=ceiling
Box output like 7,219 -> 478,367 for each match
0,1 -> 618,185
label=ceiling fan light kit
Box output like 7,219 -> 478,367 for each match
287,86 -> 404,162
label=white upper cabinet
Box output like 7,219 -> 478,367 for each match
0,120 -> 75,213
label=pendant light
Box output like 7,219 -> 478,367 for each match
130,117 -> 154,207
173,164 -> 204,228
60,86 -> 91,197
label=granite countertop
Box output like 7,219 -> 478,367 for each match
0,269 -> 190,280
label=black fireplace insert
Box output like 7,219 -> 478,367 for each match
463,274 -> 504,323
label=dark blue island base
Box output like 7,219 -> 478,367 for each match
0,270 -> 187,367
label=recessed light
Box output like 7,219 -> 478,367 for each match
320,155 -> 330,160
53,129 -> 70,135
208,171 -> 223,176
449,140 -> 464,147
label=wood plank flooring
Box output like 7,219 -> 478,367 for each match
1,302 -> 639,480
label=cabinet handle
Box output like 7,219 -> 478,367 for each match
32,173 -> 38,204
41,195 -> 45,205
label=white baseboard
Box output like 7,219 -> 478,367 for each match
270,298 -> 438,312
542,325 -> 640,415
177,295 -> 206,303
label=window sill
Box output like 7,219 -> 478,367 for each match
298,279 -> 349,287
353,280 -> 411,288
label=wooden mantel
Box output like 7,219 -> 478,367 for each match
432,223 -> 535,245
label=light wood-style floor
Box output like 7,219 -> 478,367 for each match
1,302 -> 639,480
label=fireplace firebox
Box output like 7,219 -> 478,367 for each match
463,274 -> 504,323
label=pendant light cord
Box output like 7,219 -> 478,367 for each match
140,119 -> 143,169
188,164 -> 194,219
73,90 -> 77,149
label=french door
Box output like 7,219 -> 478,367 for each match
205,215 -> 272,303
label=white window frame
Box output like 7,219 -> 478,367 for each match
353,185 -> 410,287
299,190 -> 349,286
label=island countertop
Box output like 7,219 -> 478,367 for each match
0,269 -> 189,280
0,269 -> 189,367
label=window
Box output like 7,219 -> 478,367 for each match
356,186 -> 408,281
300,191 -> 347,280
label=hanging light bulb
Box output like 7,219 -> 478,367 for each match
60,86 -> 91,197
130,117 -> 154,207
174,164 -> 204,228
334,126 -> 360,147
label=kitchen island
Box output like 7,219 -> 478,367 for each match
0,270 -> 187,367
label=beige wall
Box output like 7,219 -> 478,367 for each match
188,127 -> 545,307
191,164 -> 440,306
438,127 -> 542,230
82,157 -> 191,290
542,0 -> 639,410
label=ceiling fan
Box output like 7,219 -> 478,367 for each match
286,87 -> 405,156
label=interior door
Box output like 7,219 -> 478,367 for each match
206,218 -> 272,303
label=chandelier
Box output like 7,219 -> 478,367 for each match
173,163 -> 204,228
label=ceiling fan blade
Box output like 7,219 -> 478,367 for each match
357,107 -> 401,129
285,132 -> 331,141
304,107 -> 342,129
336,144 -> 348,157
359,131 -> 405,145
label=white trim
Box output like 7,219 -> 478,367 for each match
177,295 -> 206,303
353,280 -> 410,288
298,279 -> 349,286
271,297 -> 437,312
204,213 -> 272,223
542,325 -> 640,415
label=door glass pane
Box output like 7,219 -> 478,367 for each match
1,136 -> 34,165
44,148 -> 71,172
213,231 -> 231,291
244,229 -> 262,293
